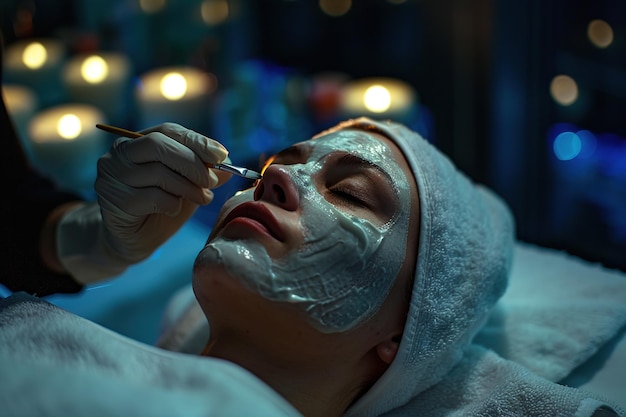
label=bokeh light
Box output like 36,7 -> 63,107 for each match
57,114 -> 82,140
139,0 -> 166,13
364,85 -> 391,113
587,19 -> 613,49
550,74 -> 578,106
80,55 -> 109,84
160,72 -> 188,100
319,0 -> 351,17
550,127 -> 598,161
201,0 -> 229,25
575,130 -> 597,159
22,42 -> 47,69
553,131 -> 582,160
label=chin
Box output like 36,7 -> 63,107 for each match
192,259 -> 241,317
192,243 -> 258,299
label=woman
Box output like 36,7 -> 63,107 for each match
187,117 -> 521,416
1,117 -> 622,416
193,123 -> 421,415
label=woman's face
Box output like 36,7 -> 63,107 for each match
193,128 -> 419,335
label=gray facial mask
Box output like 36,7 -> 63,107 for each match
195,130 -> 411,333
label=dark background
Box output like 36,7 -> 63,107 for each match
2,0 -> 625,272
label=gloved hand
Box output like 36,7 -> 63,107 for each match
56,123 -> 231,284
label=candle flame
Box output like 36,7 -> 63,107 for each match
160,72 -> 188,100
57,114 -> 82,140
81,55 -> 109,84
364,85 -> 391,113
22,42 -> 47,69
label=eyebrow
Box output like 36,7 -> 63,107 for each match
336,153 -> 394,186
261,145 -> 305,172
274,145 -> 306,162
267,146 -> 396,190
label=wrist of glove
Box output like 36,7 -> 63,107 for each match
56,201 -> 130,284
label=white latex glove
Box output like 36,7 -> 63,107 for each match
56,123 -> 231,284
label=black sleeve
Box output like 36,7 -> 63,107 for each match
1,33 -> 85,296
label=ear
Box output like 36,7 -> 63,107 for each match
375,335 -> 401,365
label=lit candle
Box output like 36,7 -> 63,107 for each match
2,84 -> 38,160
63,52 -> 132,125
340,77 -> 418,122
28,104 -> 108,195
4,38 -> 67,106
135,66 -> 216,132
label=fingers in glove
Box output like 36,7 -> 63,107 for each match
112,134 -> 219,189
97,150 -> 217,206
140,122 -> 229,166
97,175 -> 214,217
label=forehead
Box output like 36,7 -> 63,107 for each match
305,128 -> 399,166
307,127 -> 420,213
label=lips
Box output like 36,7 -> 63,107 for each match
220,201 -> 285,241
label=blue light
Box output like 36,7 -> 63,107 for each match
553,131 -> 582,160
576,130 -> 597,158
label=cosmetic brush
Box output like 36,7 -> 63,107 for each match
96,124 -> 262,180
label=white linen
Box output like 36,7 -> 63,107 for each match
0,293 -> 302,417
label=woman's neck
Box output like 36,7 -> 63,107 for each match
203,336 -> 371,417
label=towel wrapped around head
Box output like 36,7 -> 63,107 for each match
337,118 -> 516,417
155,117 -> 622,415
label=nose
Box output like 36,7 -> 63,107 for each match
254,165 -> 300,211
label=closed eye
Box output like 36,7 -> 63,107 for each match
324,153 -> 398,224
330,186 -> 370,208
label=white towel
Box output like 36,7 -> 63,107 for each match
331,118 -> 624,417
342,118 -> 516,416
474,242 -> 626,383
0,293 -> 302,417
380,344 -> 624,417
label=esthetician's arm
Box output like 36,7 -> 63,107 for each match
0,31 -> 85,296
1,117 -> 231,295
0,98 -> 86,295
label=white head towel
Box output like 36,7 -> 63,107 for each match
317,117 -> 516,417
340,118 -> 623,417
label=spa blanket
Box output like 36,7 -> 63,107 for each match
0,292 -> 301,417
0,290 -> 622,417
